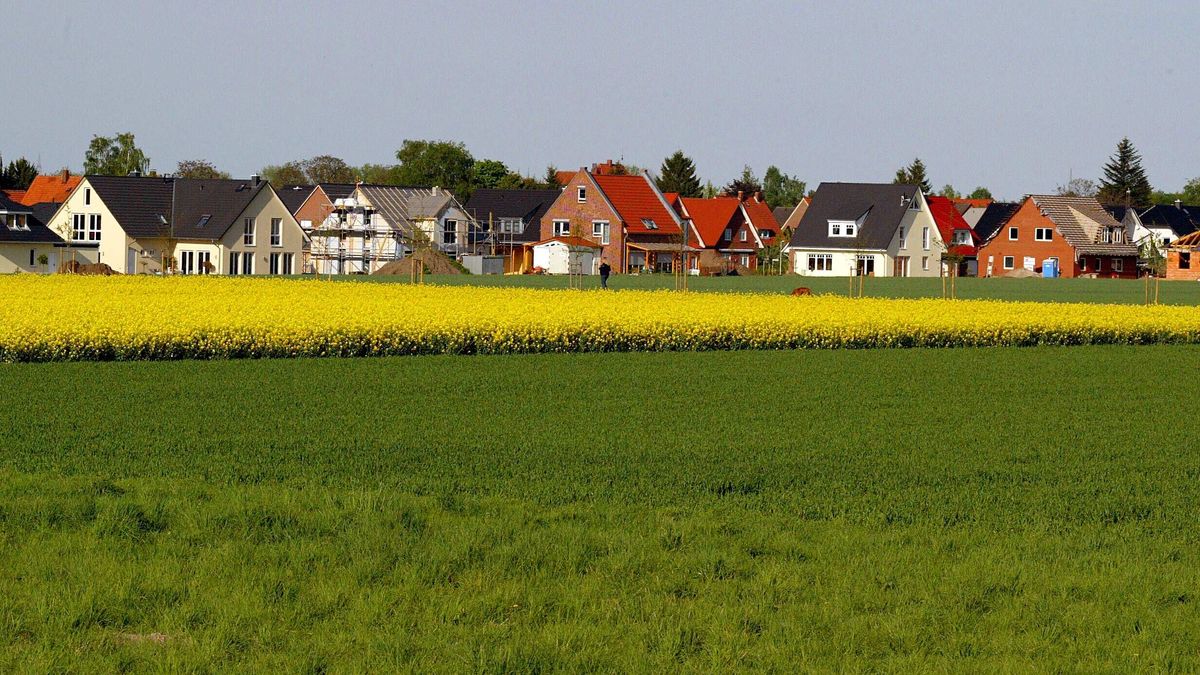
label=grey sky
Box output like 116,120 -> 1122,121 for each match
2,1 -> 1197,199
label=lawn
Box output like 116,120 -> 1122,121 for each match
2,346 -> 1199,670
326,272 -> 1200,305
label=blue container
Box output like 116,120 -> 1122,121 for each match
1042,259 -> 1058,278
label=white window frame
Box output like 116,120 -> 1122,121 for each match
807,253 -> 832,272
1035,227 -> 1052,242
1114,258 -> 1123,272
72,214 -> 86,241
899,226 -> 906,249
576,186 -> 586,202
1008,227 -> 1018,240
922,256 -> 929,271
740,229 -> 748,242
197,251 -> 211,275
740,254 -> 749,267
553,220 -> 570,237
1002,256 -> 1014,270
1096,258 -> 1104,272
922,226 -> 930,251
180,250 -> 195,275
443,220 -> 458,246
828,220 -> 856,238
591,220 -> 610,245
270,218 -> 282,247
243,218 -> 256,246
88,214 -> 102,241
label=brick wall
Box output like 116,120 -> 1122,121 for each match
1166,249 -> 1200,280
541,171 -> 626,270
977,199 -> 1080,277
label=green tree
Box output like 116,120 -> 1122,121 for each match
702,180 -> 718,199
762,166 -> 806,209
893,158 -> 932,194
967,186 -> 993,200
722,165 -> 762,197
303,155 -> 356,184
260,161 -> 308,186
394,139 -> 475,198
175,159 -> 230,180
655,151 -> 702,197
1098,138 -> 1153,208
84,132 -> 149,176
471,159 -> 510,190
357,163 -> 403,185
1151,178 -> 1200,205
543,166 -> 562,190
1,156 -> 39,189
939,184 -> 960,200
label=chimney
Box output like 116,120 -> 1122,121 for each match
60,168 -> 69,182
432,185 -> 441,196
737,190 -> 744,201
755,190 -> 763,202
1176,199 -> 1182,209
252,174 -> 261,186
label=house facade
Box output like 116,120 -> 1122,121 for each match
464,188 -> 562,273
1166,230 -> 1200,281
927,195 -> 980,276
540,167 -> 699,274
43,175 -> 306,275
786,183 -> 943,277
976,195 -> 1139,278
0,196 -> 68,273
675,193 -> 779,272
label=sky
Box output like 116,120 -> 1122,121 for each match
1,0 -> 1197,200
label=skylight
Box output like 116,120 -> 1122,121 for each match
196,214 -> 212,228
641,218 -> 658,230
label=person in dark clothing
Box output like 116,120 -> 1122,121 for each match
599,260 -> 611,289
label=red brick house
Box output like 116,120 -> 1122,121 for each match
540,166 -> 700,273
976,195 -> 1139,278
675,193 -> 779,272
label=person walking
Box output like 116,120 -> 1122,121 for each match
599,259 -> 611,289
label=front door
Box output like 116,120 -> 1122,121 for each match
894,256 -> 909,277
127,248 -> 137,274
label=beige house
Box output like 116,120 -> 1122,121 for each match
0,197 -> 72,273
44,175 -> 307,275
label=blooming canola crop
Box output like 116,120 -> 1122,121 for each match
1,276 -> 1198,362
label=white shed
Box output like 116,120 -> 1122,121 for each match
530,236 -> 603,275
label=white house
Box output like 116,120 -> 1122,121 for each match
531,236 -> 603,274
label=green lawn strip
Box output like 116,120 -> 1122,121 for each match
1,347 -> 1198,669
312,273 -> 1200,306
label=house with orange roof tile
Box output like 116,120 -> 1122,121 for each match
674,192 -> 782,273
19,170 -> 82,206
540,164 -> 702,274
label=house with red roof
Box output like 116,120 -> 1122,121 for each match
926,195 -> 981,276
19,170 -> 82,206
540,165 -> 701,274
674,192 -> 782,273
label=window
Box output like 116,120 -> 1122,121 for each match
553,220 -> 570,236
1003,256 -> 1014,270
283,253 -> 294,275
954,230 -> 972,245
243,218 -> 256,246
855,255 -> 875,276
197,251 -> 211,275
196,214 -> 212,229
828,220 -> 856,237
1009,227 -> 1018,240
29,249 -> 35,266
72,214 -> 86,241
1180,252 -> 1191,269
1101,228 -> 1111,244
1079,257 -> 1087,272
724,228 -> 733,241
740,254 -> 749,267
740,229 -> 747,242
180,250 -> 195,275
592,221 -> 610,245
577,186 -> 586,202
242,252 -> 253,275
807,253 -> 832,272
1095,258 -> 1104,272
4,215 -> 15,230
760,229 -> 773,239
899,226 -> 906,249
909,196 -> 921,210
1034,228 -> 1052,242
499,218 -> 522,234
229,252 -> 240,275
270,218 -> 282,247
270,253 -> 281,275
443,220 -> 457,245
88,214 -> 102,241
922,226 -> 930,251
84,189 -> 91,206
1114,258 -> 1124,272
922,256 -> 929,271
641,218 -> 658,230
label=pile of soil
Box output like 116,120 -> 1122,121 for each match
59,261 -> 117,275
1001,268 -> 1039,278
374,250 -> 463,276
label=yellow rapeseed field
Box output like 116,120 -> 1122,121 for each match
0,276 -> 1198,361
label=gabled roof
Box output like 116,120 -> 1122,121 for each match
680,197 -> 741,248
3,189 -> 26,203
465,188 -> 562,244
0,196 -> 66,244
20,172 -> 82,206
556,171 -> 578,187
277,185 -> 315,214
592,173 -> 681,235
1171,230 -> 1200,249
1028,195 -> 1138,255
773,206 -> 791,226
973,201 -> 1020,243
742,197 -> 778,235
531,235 -> 603,249
86,175 -> 273,240
1137,204 -> 1200,238
926,195 -> 979,256
319,183 -> 358,202
355,185 -> 468,237
789,183 -> 920,250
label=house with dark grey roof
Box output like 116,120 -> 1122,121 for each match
785,183 -> 943,277
42,175 -> 307,275
305,184 -> 475,275
0,194 -> 72,273
464,188 -> 562,271
976,195 -> 1139,278
1130,202 -> 1200,251
971,202 -> 1020,244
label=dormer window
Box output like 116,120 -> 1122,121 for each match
1101,228 -> 1111,243
577,186 -> 586,202
909,196 -> 920,210
828,220 -> 856,237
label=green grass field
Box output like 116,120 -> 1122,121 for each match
2,346 -> 1199,670
319,272 -> 1200,305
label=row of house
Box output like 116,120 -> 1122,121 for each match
4,165 -> 1198,279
